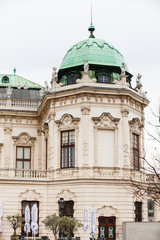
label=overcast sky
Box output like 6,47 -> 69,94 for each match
0,0 -> 160,112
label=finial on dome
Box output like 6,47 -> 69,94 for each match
88,4 -> 95,38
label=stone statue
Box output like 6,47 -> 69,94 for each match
6,86 -> 13,98
84,60 -> 89,73
44,81 -> 49,91
24,82 -> 28,89
52,67 -> 58,80
17,82 -> 21,89
136,73 -> 142,89
121,62 -> 126,75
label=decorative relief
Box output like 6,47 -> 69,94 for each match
97,205 -> 118,216
19,189 -> 41,201
37,128 -> 42,136
81,105 -> 90,115
57,189 -> 76,201
42,123 -> 49,139
121,108 -> 129,117
12,132 -> 36,145
4,126 -> 12,134
55,114 -> 80,130
92,113 -> 120,129
129,118 -> 143,134
48,112 -> 55,121
83,143 -> 88,151
123,144 -> 129,157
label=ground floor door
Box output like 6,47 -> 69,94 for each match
98,216 -> 116,240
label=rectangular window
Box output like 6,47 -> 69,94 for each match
61,130 -> 75,168
132,133 -> 139,170
21,201 -> 39,237
135,201 -> 142,222
16,146 -> 31,169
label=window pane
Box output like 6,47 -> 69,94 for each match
24,147 -> 30,159
17,147 -> 23,159
17,161 -> 23,169
24,161 -> 30,169
62,132 -> 68,145
62,148 -> 68,168
69,131 -> 75,144
69,146 -> 75,167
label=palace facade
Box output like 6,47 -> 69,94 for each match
0,25 -> 154,240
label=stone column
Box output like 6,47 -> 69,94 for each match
121,108 -> 130,168
154,200 -> 160,222
81,105 -> 90,166
4,125 -> 12,168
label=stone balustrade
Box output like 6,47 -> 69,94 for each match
0,98 -> 7,106
0,167 -> 145,182
0,168 -> 48,180
0,98 -> 41,110
146,173 -> 160,183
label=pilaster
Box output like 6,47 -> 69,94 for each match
121,108 -> 130,168
81,104 -> 90,166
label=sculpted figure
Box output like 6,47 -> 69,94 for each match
52,67 -> 58,80
84,60 -> 89,73
121,62 -> 126,75
136,73 -> 142,89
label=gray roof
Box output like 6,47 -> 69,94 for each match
0,88 -> 41,100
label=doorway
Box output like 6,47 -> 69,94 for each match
98,216 -> 116,240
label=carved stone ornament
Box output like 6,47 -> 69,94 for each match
57,189 -> 76,201
81,105 -> 90,115
55,114 -> 80,130
92,113 -> 120,129
97,205 -> 118,216
4,126 -> 12,134
121,108 -> 129,117
129,118 -> 143,134
19,189 -> 41,201
123,144 -> 129,157
12,132 -> 36,145
83,143 -> 89,151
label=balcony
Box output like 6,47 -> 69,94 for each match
0,168 -> 48,181
0,167 -> 146,182
0,98 -> 41,111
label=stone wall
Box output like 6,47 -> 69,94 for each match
123,222 -> 160,240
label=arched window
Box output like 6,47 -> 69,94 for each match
2,75 -> 9,83
98,75 -> 110,83
67,72 -> 80,85
67,75 -> 77,85
96,71 -> 111,83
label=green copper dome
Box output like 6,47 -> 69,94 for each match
59,38 -> 129,72
0,74 -> 43,89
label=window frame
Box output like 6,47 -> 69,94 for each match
2,75 -> 9,83
132,133 -> 139,170
16,146 -> 31,169
61,130 -> 75,169
135,201 -> 142,222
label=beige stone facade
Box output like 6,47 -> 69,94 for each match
0,69 -> 150,240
